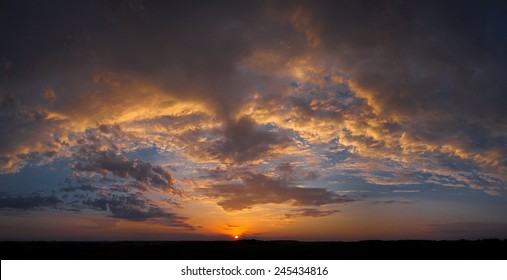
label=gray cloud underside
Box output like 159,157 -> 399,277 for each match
208,116 -> 292,164
72,149 -> 174,191
201,172 -> 354,211
83,192 -> 194,229
70,128 -> 179,194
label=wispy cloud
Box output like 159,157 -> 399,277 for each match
285,208 -> 340,218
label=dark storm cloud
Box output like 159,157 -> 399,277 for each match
200,171 -> 354,211
0,0 -> 306,171
291,0 -> 507,166
92,0 -> 263,111
0,192 -> 61,210
296,0 -> 507,111
0,0 -> 267,113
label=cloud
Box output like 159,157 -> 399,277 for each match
285,208 -> 340,218
237,1 -> 507,195
0,0 -> 302,172
274,163 -> 320,181
70,129 -> 178,194
0,193 -> 61,210
371,200 -> 412,205
299,1 -> 507,162
305,171 -> 320,180
42,87 -> 56,102
279,208 -> 340,224
0,95 -> 64,173
276,162 -> 295,174
0,0 -> 275,171
210,117 -> 291,164
0,1 -> 506,193
83,192 -> 194,229
200,171 -> 354,211
392,190 -> 420,193
72,148 -> 176,192
484,190 -> 502,197
59,184 -> 99,193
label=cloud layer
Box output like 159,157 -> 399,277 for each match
2,0 -> 507,239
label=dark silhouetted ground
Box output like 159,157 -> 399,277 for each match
1,239 -> 506,259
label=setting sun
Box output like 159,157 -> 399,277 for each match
234,235 -> 239,240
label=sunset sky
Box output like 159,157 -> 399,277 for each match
1,0 -> 507,241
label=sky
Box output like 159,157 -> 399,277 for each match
1,0 -> 507,241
